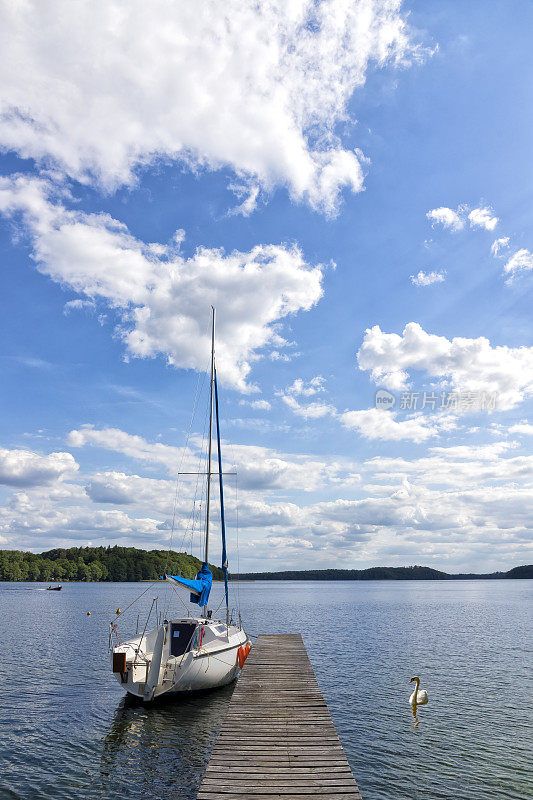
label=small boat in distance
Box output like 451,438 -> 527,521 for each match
46,585 -> 62,591
110,308 -> 250,701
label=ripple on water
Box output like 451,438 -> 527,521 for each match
0,579 -> 531,800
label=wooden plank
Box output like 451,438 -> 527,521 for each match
198,634 -> 361,799
198,794 -> 361,800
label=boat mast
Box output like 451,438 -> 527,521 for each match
203,306 -> 216,615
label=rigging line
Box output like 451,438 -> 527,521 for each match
166,366 -> 211,619
163,318 -> 210,618
234,470 -> 242,617
133,596 -> 157,667
178,371 -> 211,561
214,368 -> 229,618
163,369 -> 206,621
176,389 -> 210,579
168,581 -> 194,613
222,434 -> 241,614
111,580 -> 160,623
164,365 -> 206,577
226,435 -> 242,618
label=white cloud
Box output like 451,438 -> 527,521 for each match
240,399 -> 272,412
279,376 -> 454,442
410,270 -> 446,286
504,248 -> 533,283
426,204 -> 497,234
269,351 -> 300,362
67,426 -> 355,493
0,494 -> 163,546
426,207 -> 464,231
357,322 -> 533,409
268,536 -> 313,550
468,207 -> 498,231
228,185 -> 260,218
284,377 -> 326,397
283,395 -> 337,419
280,376 -> 336,419
0,0 -> 423,213
67,426 -> 182,471
0,176 -> 323,391
63,298 -> 95,315
0,446 -> 78,487
0,431 -> 531,571
491,237 -> 510,257
339,408 -> 446,442
508,421 -> 533,436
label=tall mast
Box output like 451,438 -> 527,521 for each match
204,306 -> 216,575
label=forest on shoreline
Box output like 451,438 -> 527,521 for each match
233,564 -> 532,580
0,547 -> 530,582
0,546 -> 224,582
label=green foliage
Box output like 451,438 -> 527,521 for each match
0,546 -> 224,582
231,564 -> 533,581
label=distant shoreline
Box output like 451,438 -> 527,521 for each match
1,546 -> 531,582
229,565 -> 533,581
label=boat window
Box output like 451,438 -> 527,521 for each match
170,623 -> 197,657
214,625 -> 226,635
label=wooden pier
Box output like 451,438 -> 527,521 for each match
198,633 -> 362,800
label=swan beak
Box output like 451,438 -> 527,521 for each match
409,678 -> 414,683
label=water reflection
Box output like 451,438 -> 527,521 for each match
409,698 -> 431,730
100,685 -> 234,800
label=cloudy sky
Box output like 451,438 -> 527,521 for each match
1,0 -> 532,573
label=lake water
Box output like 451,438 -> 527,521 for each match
0,579 -> 531,800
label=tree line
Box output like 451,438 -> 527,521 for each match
232,564 -> 533,580
0,546 -> 225,582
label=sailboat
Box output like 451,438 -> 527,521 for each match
110,308 -> 250,701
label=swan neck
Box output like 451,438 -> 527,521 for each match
413,677 -> 420,700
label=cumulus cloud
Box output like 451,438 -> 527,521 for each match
279,376 -> 455,442
508,421 -> 533,436
357,322 -> 533,409
0,446 -> 78,487
410,270 -> 446,286
0,176 -> 323,391
63,298 -> 95,315
426,204 -> 498,233
468,207 -> 498,231
284,377 -> 326,397
283,396 -> 337,419
339,408 -> 448,442
239,399 -> 272,412
491,237 -> 510,257
67,425 -> 356,492
280,376 -> 336,419
0,494 -> 163,546
0,431 -> 531,570
0,0 -> 424,213
68,426 -> 183,471
504,248 -> 533,283
426,207 -> 464,231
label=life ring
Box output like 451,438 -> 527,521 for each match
237,642 -> 251,669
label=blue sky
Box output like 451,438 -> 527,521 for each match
0,0 -> 532,572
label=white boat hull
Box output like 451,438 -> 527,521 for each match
111,617 -> 250,701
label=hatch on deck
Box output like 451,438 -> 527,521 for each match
170,622 -> 197,656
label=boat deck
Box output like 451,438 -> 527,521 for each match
198,633 -> 362,800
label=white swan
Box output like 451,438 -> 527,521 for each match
409,676 -> 428,706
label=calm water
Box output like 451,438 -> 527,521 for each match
0,580 -> 531,800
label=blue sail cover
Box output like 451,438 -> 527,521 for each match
165,563 -> 212,607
